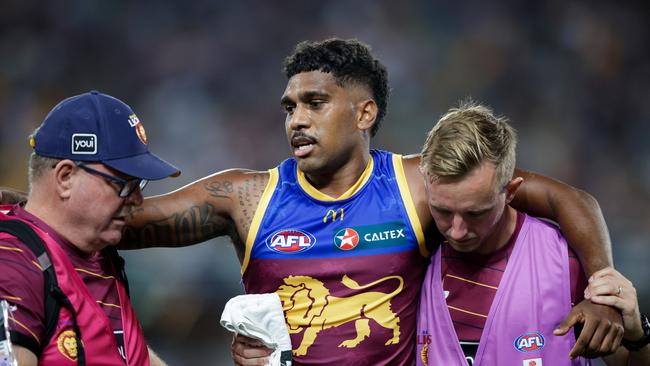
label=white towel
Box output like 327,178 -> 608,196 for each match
220,293 -> 292,366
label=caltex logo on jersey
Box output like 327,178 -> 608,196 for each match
266,229 -> 316,254
514,332 -> 545,353
334,228 -> 360,250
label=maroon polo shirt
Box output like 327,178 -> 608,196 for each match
0,204 -> 124,354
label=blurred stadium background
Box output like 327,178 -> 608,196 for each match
1,0 -> 648,364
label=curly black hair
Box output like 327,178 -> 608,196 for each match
283,38 -> 389,137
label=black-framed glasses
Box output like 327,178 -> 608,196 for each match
76,162 -> 148,198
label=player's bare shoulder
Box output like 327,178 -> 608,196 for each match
399,154 -> 433,230
218,169 -> 271,238
400,154 -> 423,188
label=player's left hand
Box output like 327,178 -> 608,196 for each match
231,333 -> 273,366
554,298 -> 624,359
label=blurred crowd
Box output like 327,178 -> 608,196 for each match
1,0 -> 648,363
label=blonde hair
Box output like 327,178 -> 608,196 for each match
420,102 -> 517,188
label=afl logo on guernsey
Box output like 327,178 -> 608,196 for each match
266,229 -> 316,254
334,228 -> 360,250
514,332 -> 545,352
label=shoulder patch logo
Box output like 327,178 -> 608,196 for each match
514,332 -> 545,353
266,229 -> 316,254
56,329 -> 78,361
334,228 -> 359,250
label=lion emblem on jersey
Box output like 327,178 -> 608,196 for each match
56,329 -> 78,361
276,274 -> 404,356
420,343 -> 429,365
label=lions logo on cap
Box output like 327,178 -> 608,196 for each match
56,329 -> 79,361
128,114 -> 148,145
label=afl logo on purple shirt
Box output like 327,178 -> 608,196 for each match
265,229 -> 316,254
514,332 -> 545,352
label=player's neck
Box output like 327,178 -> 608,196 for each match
303,151 -> 370,199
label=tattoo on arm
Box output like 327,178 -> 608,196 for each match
125,207 -> 144,221
237,174 -> 262,236
122,203 -> 233,249
204,181 -> 234,200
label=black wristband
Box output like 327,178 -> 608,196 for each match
622,313 -> 650,352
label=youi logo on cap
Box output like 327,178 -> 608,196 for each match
71,133 -> 97,154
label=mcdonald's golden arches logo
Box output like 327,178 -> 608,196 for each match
323,208 -> 344,223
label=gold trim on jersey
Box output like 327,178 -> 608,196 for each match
31,260 -> 42,271
96,300 -> 121,309
392,154 -> 429,257
1,295 -> 22,302
241,168 -> 279,274
75,268 -> 116,280
445,274 -> 498,290
296,155 -> 374,201
448,305 -> 488,318
0,245 -> 23,252
9,315 -> 41,344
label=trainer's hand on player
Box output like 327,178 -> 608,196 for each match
584,267 -> 644,342
554,298 -> 624,359
231,334 -> 273,366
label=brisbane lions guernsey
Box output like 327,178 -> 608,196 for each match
242,150 -> 429,366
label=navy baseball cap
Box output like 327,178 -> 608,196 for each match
31,91 -> 180,180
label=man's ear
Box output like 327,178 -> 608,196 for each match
505,177 -> 524,204
356,99 -> 378,132
53,160 -> 76,199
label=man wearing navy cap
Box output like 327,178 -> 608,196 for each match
0,91 -> 176,365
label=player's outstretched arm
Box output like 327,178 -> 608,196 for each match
510,168 -> 612,276
121,169 -> 268,250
